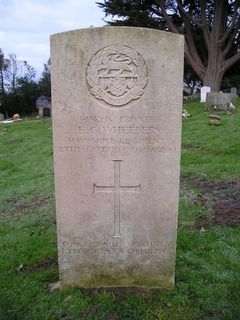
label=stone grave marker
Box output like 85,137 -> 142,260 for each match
231,87 -> 237,96
51,27 -> 184,289
200,86 -> 211,102
206,91 -> 236,113
36,95 -> 51,118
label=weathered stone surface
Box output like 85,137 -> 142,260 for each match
209,119 -> 220,125
209,114 -> 221,125
51,27 -> 184,289
36,96 -> 51,118
231,87 -> 237,96
200,86 -> 211,103
209,114 -> 221,120
206,92 -> 236,113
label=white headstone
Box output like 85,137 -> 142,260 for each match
201,86 -> 211,102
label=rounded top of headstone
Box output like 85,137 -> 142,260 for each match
50,26 -> 185,43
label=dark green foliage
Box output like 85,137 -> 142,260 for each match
0,51 -> 39,116
97,0 -> 167,29
0,50 -> 51,117
97,0 -> 166,29
38,59 -> 51,98
5,79 -> 40,116
222,60 -> 240,89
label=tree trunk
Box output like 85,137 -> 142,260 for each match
202,66 -> 224,92
202,30 -> 225,92
178,0 -> 237,92
184,27 -> 225,91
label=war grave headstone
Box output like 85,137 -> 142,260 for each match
51,27 -> 184,288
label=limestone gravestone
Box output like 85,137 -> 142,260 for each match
206,92 -> 236,113
200,86 -> 211,102
51,27 -> 184,288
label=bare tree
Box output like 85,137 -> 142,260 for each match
98,0 -> 240,91
3,54 -> 35,93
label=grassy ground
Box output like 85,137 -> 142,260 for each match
0,101 -> 240,320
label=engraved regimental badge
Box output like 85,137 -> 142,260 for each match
86,45 -> 148,107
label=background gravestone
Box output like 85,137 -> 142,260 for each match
206,92 -> 236,113
36,95 -> 51,118
200,86 -> 211,102
231,87 -> 237,96
51,27 -> 184,288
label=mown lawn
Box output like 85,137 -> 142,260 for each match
0,101 -> 240,320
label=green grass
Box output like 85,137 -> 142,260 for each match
0,101 -> 240,320
181,100 -> 240,179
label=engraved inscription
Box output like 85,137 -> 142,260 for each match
94,160 -> 141,237
57,135 -> 176,155
59,237 -> 173,257
86,45 -> 148,107
56,112 -> 178,155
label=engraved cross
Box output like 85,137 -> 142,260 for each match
93,160 -> 141,238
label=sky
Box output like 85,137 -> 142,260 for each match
0,0 -> 105,76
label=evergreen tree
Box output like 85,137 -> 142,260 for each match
38,59 -> 51,98
98,0 -> 240,91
